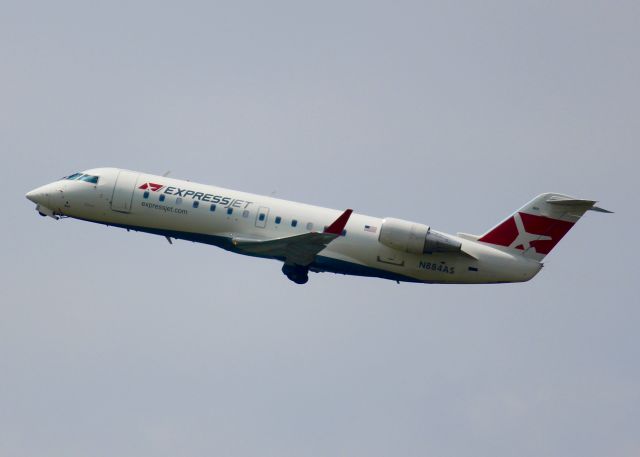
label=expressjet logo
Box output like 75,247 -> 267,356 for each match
139,184 -> 254,209
138,181 -> 253,209
478,212 -> 575,255
138,182 -> 164,192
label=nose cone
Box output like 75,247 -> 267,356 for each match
26,184 -> 52,206
26,188 -> 43,204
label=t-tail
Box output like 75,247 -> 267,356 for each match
476,193 -> 612,261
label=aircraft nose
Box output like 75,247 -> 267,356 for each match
26,187 -> 44,204
26,184 -> 54,206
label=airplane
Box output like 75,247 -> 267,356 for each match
26,168 -> 611,285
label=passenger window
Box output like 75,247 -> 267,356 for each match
227,208 -> 233,215
275,216 -> 282,224
176,197 -> 182,205
210,204 -> 216,212
242,210 -> 249,218
159,194 -> 165,202
193,201 -> 199,208
291,219 -> 298,227
306,222 -> 313,230
143,191 -> 149,199
259,213 -> 265,221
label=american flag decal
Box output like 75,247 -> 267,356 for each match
364,225 -> 377,233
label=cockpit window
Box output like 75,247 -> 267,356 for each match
63,173 -> 99,184
80,175 -> 99,184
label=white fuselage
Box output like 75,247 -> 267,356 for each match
26,167 -> 542,284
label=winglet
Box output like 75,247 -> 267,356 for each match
324,209 -> 353,235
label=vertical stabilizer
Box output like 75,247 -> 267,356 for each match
477,193 -> 610,261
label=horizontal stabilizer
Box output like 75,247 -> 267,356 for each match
546,195 -> 613,213
589,206 -> 613,213
546,195 -> 595,206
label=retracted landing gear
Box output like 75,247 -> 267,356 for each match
282,264 -> 309,285
36,205 -> 59,220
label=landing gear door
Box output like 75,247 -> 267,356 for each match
255,206 -> 270,228
111,170 -> 139,213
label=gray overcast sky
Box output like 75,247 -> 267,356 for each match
1,1 -> 638,456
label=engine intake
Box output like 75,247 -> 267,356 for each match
378,218 -> 461,254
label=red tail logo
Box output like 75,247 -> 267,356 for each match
138,182 -> 164,192
478,212 -> 574,255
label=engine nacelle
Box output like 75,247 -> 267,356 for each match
378,218 -> 461,254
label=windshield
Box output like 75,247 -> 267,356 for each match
63,173 -> 99,184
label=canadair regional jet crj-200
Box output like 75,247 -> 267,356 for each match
26,168 -> 611,285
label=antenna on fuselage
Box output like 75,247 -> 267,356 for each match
162,170 -> 171,177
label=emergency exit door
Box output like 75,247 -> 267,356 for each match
255,206 -> 270,228
110,170 -> 139,213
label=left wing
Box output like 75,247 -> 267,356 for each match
231,209 -> 353,266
